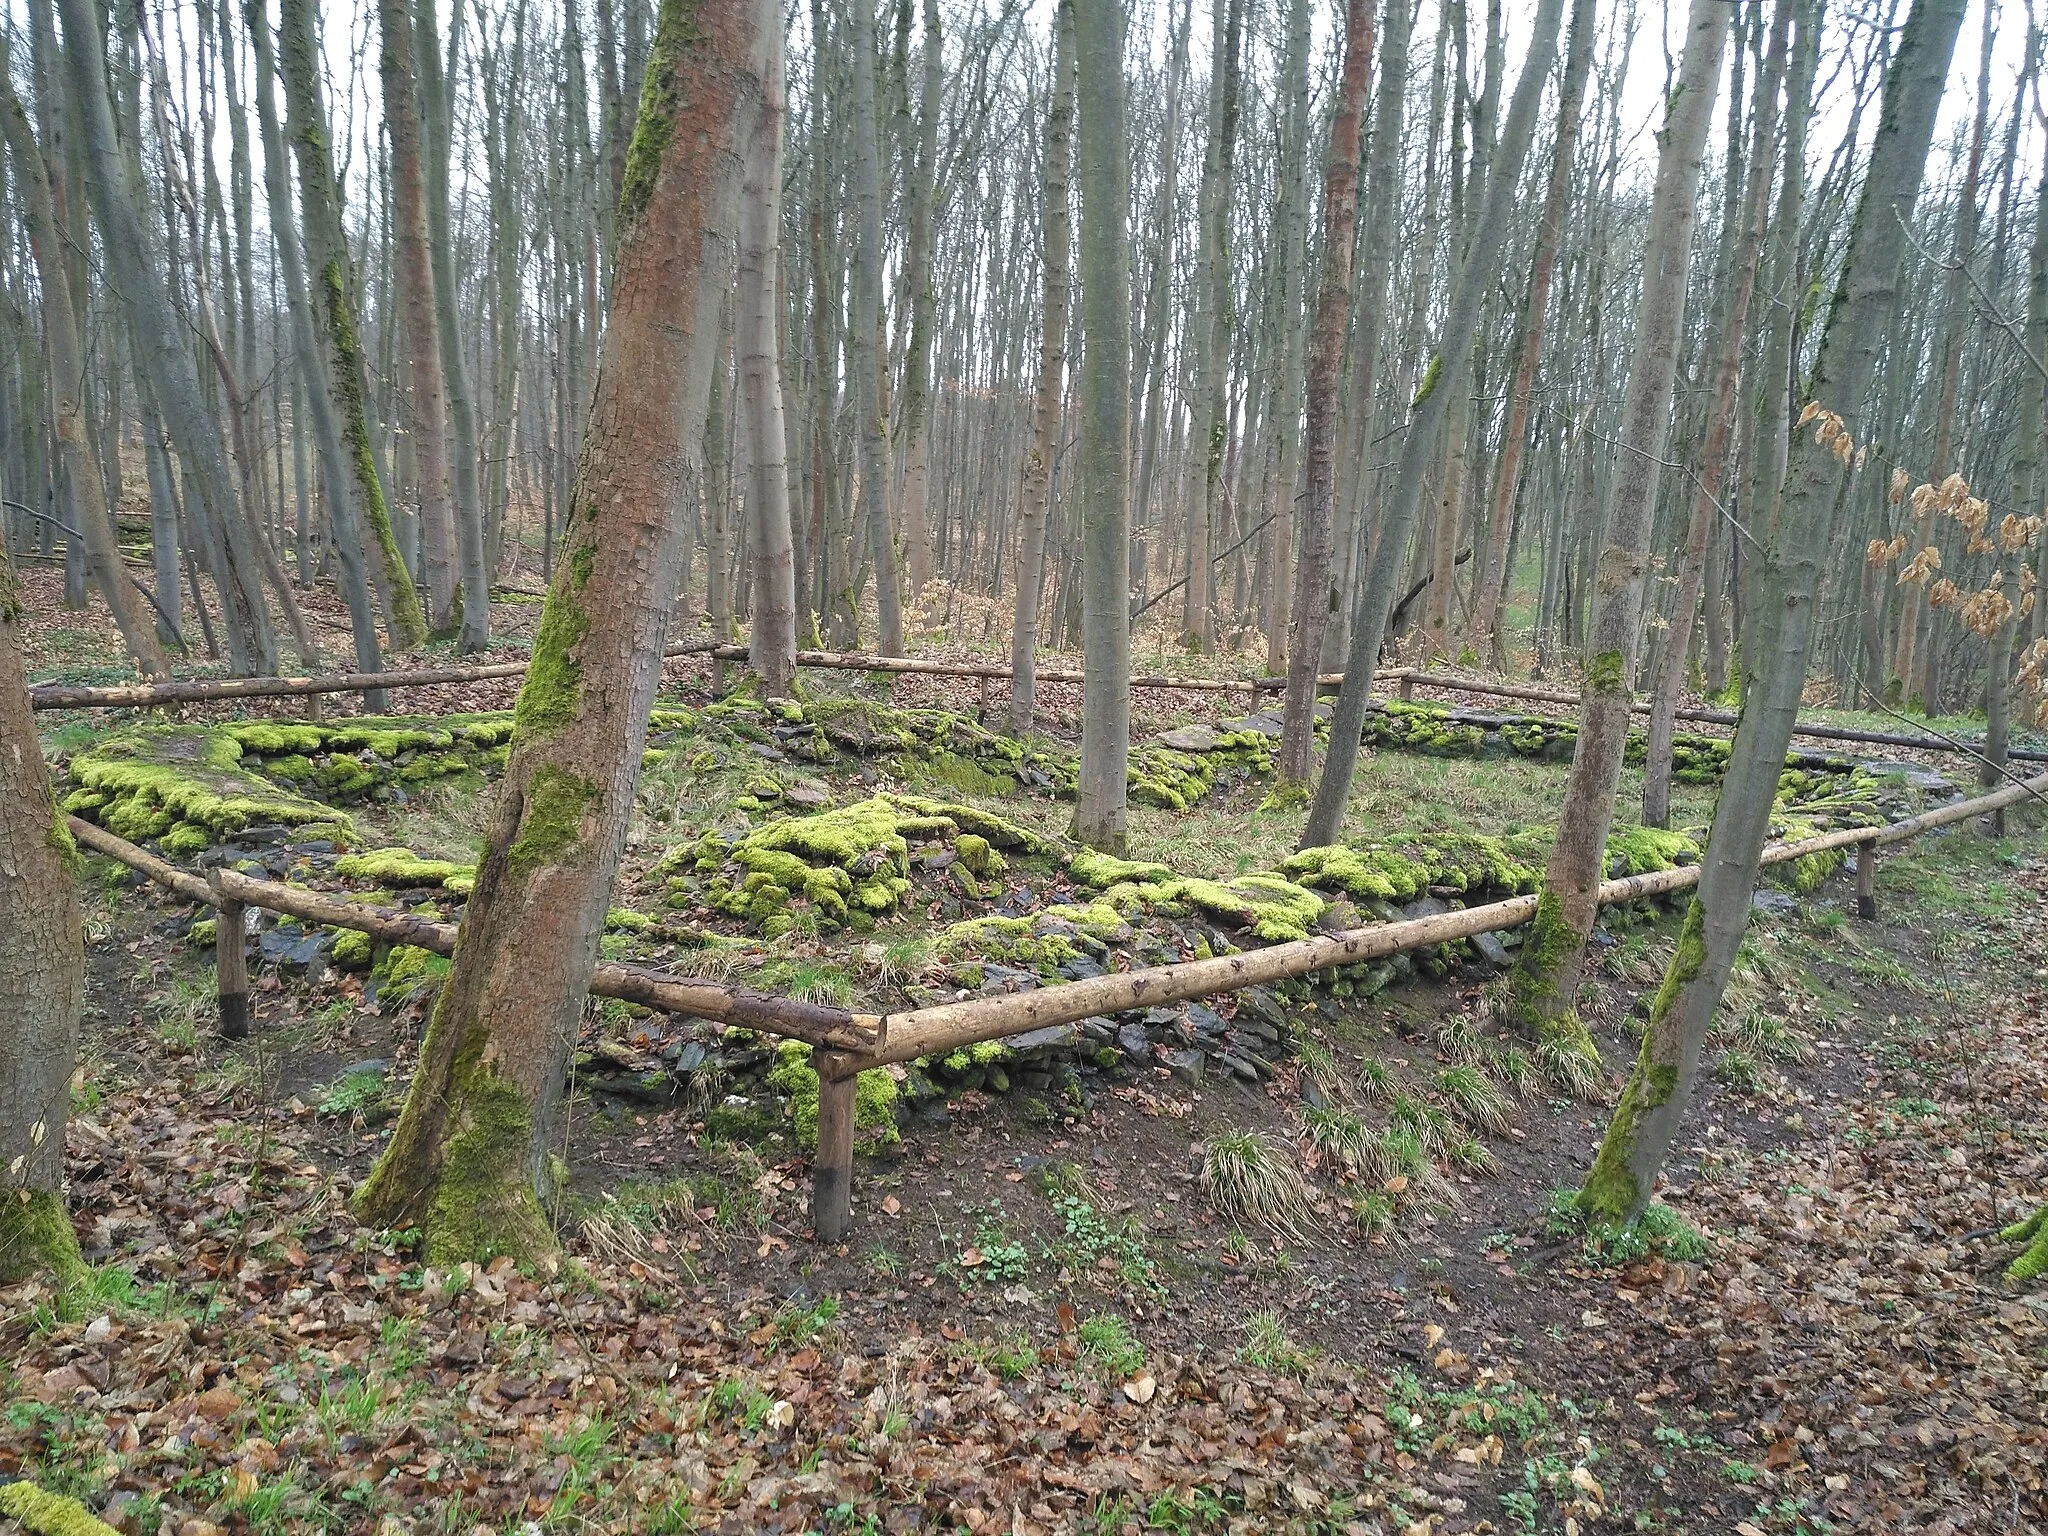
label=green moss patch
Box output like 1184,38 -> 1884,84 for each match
335,847 -> 476,888
766,1041 -> 901,1152
64,725 -> 352,848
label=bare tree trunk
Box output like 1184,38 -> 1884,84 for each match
898,0 -> 942,600
1128,0 -> 1192,615
1301,0 -> 1565,849
1643,0 -> 1794,828
1009,3 -> 1075,736
1071,0 -> 1130,851
1183,0 -> 1244,655
419,0 -> 492,651
3,95 -> 168,679
851,0 -> 905,654
1581,0 -> 1963,1224
1275,0 -> 1373,787
1505,0 -> 1729,1056
56,0 -> 275,675
244,0 -> 383,691
277,0 -> 428,652
355,0 -> 765,1264
1258,0 -> 1313,677
743,0 -> 797,697
1467,0 -> 1595,659
0,541 -> 86,1284
379,0 -> 457,632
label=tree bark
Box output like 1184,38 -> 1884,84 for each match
1642,0 -> 1794,829
418,0 -> 492,651
2,95 -> 168,680
1300,0 -> 1565,849
56,0 -> 276,676
742,0 -> 798,697
1506,0 -> 1729,1053
1580,0 -> 1965,1225
378,0 -> 458,633
355,0 -> 766,1264
897,0 -> 943,600
850,0 -> 905,654
1071,0 -> 1131,852
1275,0 -> 1373,787
1009,3 -> 1076,737
0,542 -> 86,1285
1467,0 -> 1596,659
277,0 -> 429,652
1182,0 -> 1245,655
244,0 -> 382,693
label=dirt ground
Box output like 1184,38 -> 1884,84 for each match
8,572 -> 2048,1534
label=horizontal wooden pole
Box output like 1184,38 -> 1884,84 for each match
68,817 -> 881,1052
1386,668 -> 2048,763
29,639 -> 722,711
831,772 -> 2048,1076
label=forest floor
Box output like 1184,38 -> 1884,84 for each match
7,575 -> 2048,1535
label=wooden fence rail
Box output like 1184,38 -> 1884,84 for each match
34,640 -> 2042,768
60,759 -> 2048,1244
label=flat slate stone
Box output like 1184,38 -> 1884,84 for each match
1156,723 -> 1221,752
1005,1024 -> 1079,1058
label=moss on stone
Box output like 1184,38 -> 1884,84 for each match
0,1188 -> 87,1287
371,943 -> 450,996
66,725 -> 353,848
1602,826 -> 1699,877
330,928 -> 374,970
0,1481 -> 120,1536
939,915 -> 1081,973
336,847 -> 476,888
1099,871 -> 1325,943
1070,847 -> 1178,889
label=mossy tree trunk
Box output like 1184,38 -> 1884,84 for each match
1580,0 -> 1966,1225
1008,0 -> 1074,738
1071,0 -> 1131,854
243,0 -> 384,694
1,93 -> 169,682
354,0 -> 767,1264
1505,0 -> 1728,1053
1300,0 -> 1564,851
277,0 -> 429,655
0,543 -> 87,1286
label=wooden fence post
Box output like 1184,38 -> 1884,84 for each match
208,871 -> 250,1040
1855,839 -> 1877,921
1397,672 -> 1415,702
811,1051 -> 859,1243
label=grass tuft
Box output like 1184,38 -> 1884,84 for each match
1201,1131 -> 1317,1239
1434,1065 -> 1512,1134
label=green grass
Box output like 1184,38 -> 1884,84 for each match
1076,1313 -> 1144,1378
